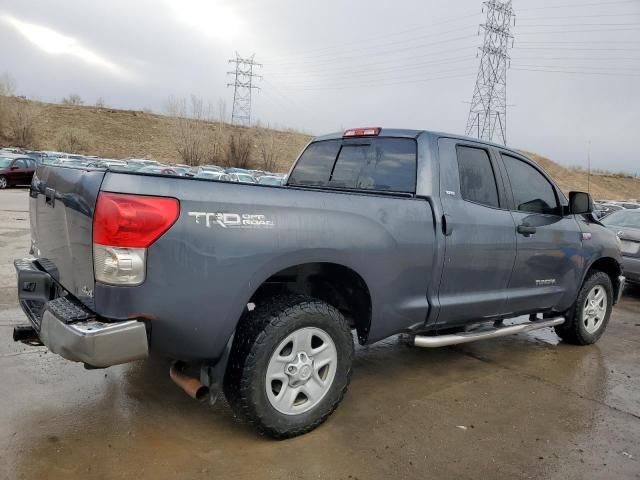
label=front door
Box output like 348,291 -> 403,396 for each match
497,151 -> 582,314
436,139 -> 517,326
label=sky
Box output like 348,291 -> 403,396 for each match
1,0 -> 639,173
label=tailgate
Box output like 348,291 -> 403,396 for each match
30,165 -> 106,308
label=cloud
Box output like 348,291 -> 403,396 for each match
2,14 -> 133,80
164,0 -> 244,42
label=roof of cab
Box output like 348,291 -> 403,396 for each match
312,128 -> 521,154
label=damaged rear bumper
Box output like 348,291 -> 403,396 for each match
14,258 -> 148,368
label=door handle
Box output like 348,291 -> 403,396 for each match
517,224 -> 536,236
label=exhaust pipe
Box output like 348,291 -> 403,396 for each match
13,324 -> 42,345
169,361 -> 210,401
414,317 -> 565,348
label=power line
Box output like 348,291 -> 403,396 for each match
517,0 -> 639,11
511,67 -> 640,76
465,0 -> 515,145
227,53 -> 262,126
273,65 -> 478,89
269,70 -> 477,92
266,34 -> 478,67
266,56 -> 473,82
262,12 -> 482,61
517,12 -> 640,20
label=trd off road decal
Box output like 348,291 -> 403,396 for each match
188,211 -> 275,229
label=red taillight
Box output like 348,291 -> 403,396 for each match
94,193 -> 180,248
343,127 -> 381,138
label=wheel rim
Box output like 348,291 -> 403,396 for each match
582,284 -> 608,334
0,177 -> 6,189
265,326 -> 338,416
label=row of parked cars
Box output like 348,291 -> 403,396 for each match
593,200 -> 640,219
0,147 -> 286,188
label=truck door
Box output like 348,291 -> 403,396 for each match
497,151 -> 582,313
436,138 -> 517,326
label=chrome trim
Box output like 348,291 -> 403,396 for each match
39,311 -> 148,367
413,317 -> 565,348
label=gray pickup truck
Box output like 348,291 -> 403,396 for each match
14,128 -> 625,438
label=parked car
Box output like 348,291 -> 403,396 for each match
191,165 -> 225,175
601,210 -> 640,285
137,165 -> 177,175
170,166 -> 194,177
229,172 -> 257,183
126,159 -> 161,170
195,171 -> 231,181
0,154 -> 36,188
13,128 -> 624,439
258,175 -> 283,186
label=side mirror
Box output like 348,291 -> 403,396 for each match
10,165 -> 19,170
569,191 -> 593,215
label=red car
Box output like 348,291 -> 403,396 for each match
0,154 -> 36,189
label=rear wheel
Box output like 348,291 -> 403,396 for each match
224,294 -> 354,439
0,176 -> 8,189
555,271 -> 613,345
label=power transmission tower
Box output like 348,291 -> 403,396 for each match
465,0 -> 515,145
227,53 -> 262,126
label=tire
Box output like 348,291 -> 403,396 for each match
555,271 -> 613,345
224,294 -> 354,439
0,176 -> 7,189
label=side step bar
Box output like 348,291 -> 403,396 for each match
413,317 -> 565,348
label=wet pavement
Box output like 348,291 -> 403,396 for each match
0,188 -> 639,480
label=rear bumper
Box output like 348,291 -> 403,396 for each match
14,258 -> 148,368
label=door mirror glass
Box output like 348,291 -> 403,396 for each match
569,191 -> 593,214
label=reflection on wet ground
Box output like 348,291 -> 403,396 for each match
1,189 -> 639,479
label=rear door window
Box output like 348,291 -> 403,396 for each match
289,138 -> 417,193
288,140 -> 341,186
455,146 -> 500,208
501,154 -> 560,215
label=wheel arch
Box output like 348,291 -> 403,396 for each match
583,256 -> 623,301
247,261 -> 373,345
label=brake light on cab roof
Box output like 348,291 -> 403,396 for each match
342,127 -> 381,137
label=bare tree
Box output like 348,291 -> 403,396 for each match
9,101 -> 38,147
0,72 -> 17,96
62,94 -> 84,106
225,133 -> 253,169
166,95 -> 213,166
55,127 -> 92,153
95,97 -> 106,108
257,129 -> 278,172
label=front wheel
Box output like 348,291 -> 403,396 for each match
555,271 -> 613,345
0,176 -> 8,189
224,295 -> 354,439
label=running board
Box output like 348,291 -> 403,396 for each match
413,317 -> 565,348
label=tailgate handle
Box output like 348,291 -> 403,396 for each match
45,187 -> 55,207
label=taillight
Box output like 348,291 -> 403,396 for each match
93,193 -> 179,285
343,127 -> 381,138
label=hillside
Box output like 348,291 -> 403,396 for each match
1,97 -> 639,200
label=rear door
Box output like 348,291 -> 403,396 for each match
436,138 -> 516,326
31,165 -> 106,307
497,151 -> 582,314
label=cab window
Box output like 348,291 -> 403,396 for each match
502,154 -> 560,215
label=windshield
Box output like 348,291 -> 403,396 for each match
0,158 -> 13,168
601,210 -> 640,229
